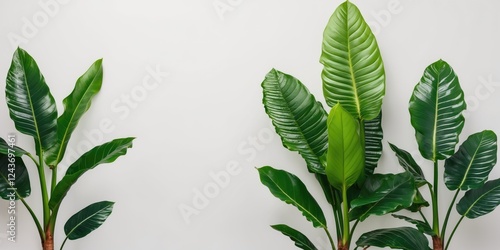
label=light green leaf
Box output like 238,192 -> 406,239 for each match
321,1 -> 385,120
6,48 -> 58,154
325,103 -> 364,191
356,227 -> 431,250
409,60 -> 466,161
271,224 -> 318,250
45,59 -> 104,166
457,178 -> 500,219
49,137 -> 134,209
444,130 -> 497,191
257,166 -> 327,228
262,69 -> 328,174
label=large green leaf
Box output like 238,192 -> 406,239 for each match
364,112 -> 383,175
350,172 -> 416,221
49,137 -> 134,209
409,60 -> 466,161
356,227 -> 431,250
326,103 -> 364,191
457,178 -> 500,219
6,48 -> 58,153
271,224 -> 318,250
444,130 -> 497,191
0,154 -> 30,199
64,201 -> 114,240
257,166 -> 327,228
406,190 -> 430,212
389,143 -> 427,187
45,59 -> 104,166
262,69 -> 328,174
320,1 -> 385,120
392,214 -> 434,236
0,137 -> 28,157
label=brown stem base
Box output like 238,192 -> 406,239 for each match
43,230 -> 53,250
338,241 -> 348,250
433,236 -> 443,250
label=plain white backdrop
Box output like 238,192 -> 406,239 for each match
1,0 -> 500,249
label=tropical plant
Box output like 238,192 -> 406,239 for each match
256,1 -> 423,249
378,59 -> 500,250
0,48 -> 134,250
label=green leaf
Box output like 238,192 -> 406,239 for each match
257,166 -> 327,228
409,60 -> 466,161
271,224 -> 318,250
64,201 -> 114,240
0,137 -> 28,157
321,1 -> 385,120
6,48 -> 58,153
392,214 -> 435,236
406,190 -> 430,212
262,69 -> 328,174
49,137 -> 134,209
389,143 -> 427,187
350,172 -> 416,221
457,178 -> 500,219
45,59 -> 104,166
326,103 -> 364,191
444,130 -> 497,191
315,173 -> 336,206
356,227 -> 431,250
364,112 -> 383,175
0,154 -> 30,199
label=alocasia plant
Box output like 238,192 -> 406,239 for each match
0,48 -> 134,250
257,1 -> 423,249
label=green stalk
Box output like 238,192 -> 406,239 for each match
348,219 -> 360,247
432,160 -> 440,237
441,189 -> 460,244
334,190 -> 343,241
419,210 -> 430,227
342,185 -> 350,246
37,150 -> 50,227
51,165 -> 57,193
324,227 -> 336,250
19,192 -> 44,241
444,215 -> 465,250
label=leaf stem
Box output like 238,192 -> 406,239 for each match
19,192 -> 44,241
348,219 -> 360,247
333,190 -> 343,241
37,150 -> 50,227
441,189 -> 460,244
444,215 -> 465,250
419,210 -> 430,227
432,160 -> 440,237
324,227 -> 336,250
51,165 -> 57,193
342,185 -> 350,246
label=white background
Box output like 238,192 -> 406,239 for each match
1,0 -> 500,249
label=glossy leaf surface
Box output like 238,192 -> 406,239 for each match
457,178 -> 500,219
364,112 -> 383,175
271,224 -> 318,250
392,214 -> 434,236
0,154 -> 30,199
389,143 -> 427,187
64,201 -> 114,240
357,227 -> 431,250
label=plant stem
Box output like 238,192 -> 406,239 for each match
19,194 -> 44,241
342,185 -> 350,246
51,165 -> 57,193
444,215 -> 465,250
432,160 -> 440,237
37,150 -> 50,227
324,227 -> 336,250
348,219 -> 360,247
441,189 -> 460,244
419,210 -> 430,227
333,190 -> 343,241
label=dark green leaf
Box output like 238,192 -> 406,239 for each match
364,112 -> 383,175
457,178 -> 500,219
409,60 -> 466,161
262,69 -> 328,174
64,201 -> 114,240
356,227 -> 431,250
6,48 -> 58,153
321,1 -> 385,120
406,190 -> 430,212
0,137 -> 28,157
315,173 -> 336,206
45,59 -> 104,166
0,154 -> 30,199
326,104 -> 364,191
389,143 -> 427,187
271,224 -> 318,250
257,166 -> 326,228
392,214 -> 435,236
350,172 -> 416,221
49,137 -> 134,209
444,130 -> 497,191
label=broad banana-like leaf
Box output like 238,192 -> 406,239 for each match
321,1 -> 385,120
0,137 -> 28,157
356,227 -> 431,250
389,143 -> 427,187
364,112 -> 383,175
350,172 -> 415,221
6,48 -> 58,153
392,214 -> 435,236
45,59 -> 104,166
49,137 -> 134,209
262,69 -> 328,174
326,104 -> 364,191
444,130 -> 497,191
271,224 -> 318,250
457,178 -> 500,219
64,201 -> 114,240
409,60 -> 466,161
0,154 -> 30,199
257,166 -> 327,228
